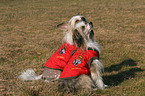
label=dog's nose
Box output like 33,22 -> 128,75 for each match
81,17 -> 86,22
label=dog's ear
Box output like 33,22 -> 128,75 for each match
57,22 -> 68,31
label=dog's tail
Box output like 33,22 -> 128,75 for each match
18,69 -> 42,81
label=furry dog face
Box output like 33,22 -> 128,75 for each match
57,15 -> 87,31
57,15 -> 96,51
57,15 -> 89,45
73,21 -> 94,50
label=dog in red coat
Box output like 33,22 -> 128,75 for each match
19,15 -> 106,92
57,19 -> 106,92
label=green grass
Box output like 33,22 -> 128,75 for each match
0,0 -> 145,95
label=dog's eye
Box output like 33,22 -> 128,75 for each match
75,20 -> 79,23
82,26 -> 85,31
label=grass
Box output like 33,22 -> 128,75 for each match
0,0 -> 145,95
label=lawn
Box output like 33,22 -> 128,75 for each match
0,0 -> 145,95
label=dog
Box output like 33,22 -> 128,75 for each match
19,15 -> 106,92
57,18 -> 106,92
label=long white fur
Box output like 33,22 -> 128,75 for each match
75,22 -> 101,53
86,41 -> 101,54
63,15 -> 83,45
19,69 -> 42,81
91,60 -> 105,89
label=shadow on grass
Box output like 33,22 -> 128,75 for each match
103,59 -> 144,86
104,59 -> 137,72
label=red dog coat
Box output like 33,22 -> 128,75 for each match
60,49 -> 99,79
44,43 -> 76,70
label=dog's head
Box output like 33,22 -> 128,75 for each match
57,15 -> 87,31
73,21 -> 94,50
57,15 -> 100,53
57,15 -> 88,45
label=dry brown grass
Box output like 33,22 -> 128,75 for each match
0,0 -> 145,95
